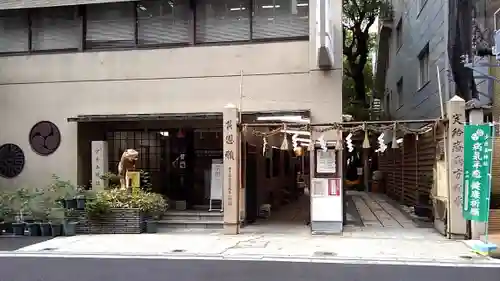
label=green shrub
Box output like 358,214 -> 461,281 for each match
47,174 -> 78,199
85,188 -> 168,219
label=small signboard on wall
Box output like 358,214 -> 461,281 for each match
311,178 -> 341,197
328,178 -> 341,196
91,141 -> 108,191
209,159 -> 223,212
314,145 -> 337,178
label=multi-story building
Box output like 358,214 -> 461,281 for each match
375,0 -> 493,120
0,0 -> 341,225
374,0 -> 499,238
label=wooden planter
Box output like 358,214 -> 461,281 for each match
489,209 -> 500,234
66,208 -> 146,234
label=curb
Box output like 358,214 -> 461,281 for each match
1,250 -> 499,267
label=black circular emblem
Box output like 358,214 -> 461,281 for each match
0,143 -> 25,178
29,121 -> 61,156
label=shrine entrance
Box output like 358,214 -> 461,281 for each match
239,115 -> 446,235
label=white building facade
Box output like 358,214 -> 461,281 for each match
0,0 -> 342,196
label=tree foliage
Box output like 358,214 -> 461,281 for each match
343,55 -> 373,121
342,0 -> 385,110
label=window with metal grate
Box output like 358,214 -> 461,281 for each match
195,0 -> 251,43
137,0 -> 191,46
31,6 -> 81,51
0,9 -> 29,53
85,2 -> 136,49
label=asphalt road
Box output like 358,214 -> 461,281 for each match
1,257 -> 499,281
0,236 -> 51,251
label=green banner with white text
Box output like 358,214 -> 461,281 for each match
462,124 -> 493,222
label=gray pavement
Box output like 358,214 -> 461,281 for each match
0,256 -> 499,281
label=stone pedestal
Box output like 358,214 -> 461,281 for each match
222,104 -> 240,234
91,141 -> 108,191
446,96 -> 467,238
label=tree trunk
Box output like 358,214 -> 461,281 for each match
352,70 -> 368,108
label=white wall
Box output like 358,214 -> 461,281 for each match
0,0 -> 343,189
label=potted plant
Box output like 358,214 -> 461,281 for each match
64,186 -> 78,210
75,187 -> 91,210
10,188 -> 36,236
47,208 -> 65,237
26,188 -> 50,237
0,192 -> 15,235
63,209 -> 79,236
26,221 -> 41,236
39,217 -> 52,236
47,175 -> 77,209
143,192 -> 167,234
75,196 -> 85,210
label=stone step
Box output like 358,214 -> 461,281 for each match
158,219 -> 223,230
163,211 -> 223,221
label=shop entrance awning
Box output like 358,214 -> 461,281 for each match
68,110 -> 310,123
67,112 -> 223,122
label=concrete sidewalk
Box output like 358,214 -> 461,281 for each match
9,230 -> 500,265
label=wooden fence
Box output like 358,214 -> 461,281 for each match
378,130 -> 440,207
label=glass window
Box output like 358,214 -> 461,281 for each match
0,9 -> 29,53
396,78 -> 403,107
396,19 -> 402,50
195,0 -> 250,43
31,6 -> 81,51
252,0 -> 308,39
85,2 -> 136,48
137,0 -> 190,45
418,44 -> 429,88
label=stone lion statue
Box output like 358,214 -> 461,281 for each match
118,149 -> 139,189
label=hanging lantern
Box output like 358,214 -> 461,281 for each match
294,146 -> 303,156
391,123 -> 399,149
362,124 -> 370,149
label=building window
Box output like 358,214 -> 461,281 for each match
0,0 -> 310,54
137,0 -> 190,45
396,18 -> 402,50
31,6 -> 81,51
196,0 -> 250,43
85,2 -> 136,49
252,0 -> 308,39
0,9 -> 29,53
418,44 -> 429,88
396,78 -> 403,107
385,94 -> 391,116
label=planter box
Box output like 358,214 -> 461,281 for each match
89,208 -> 146,234
65,210 -> 90,234
64,208 -> 148,234
489,210 -> 500,234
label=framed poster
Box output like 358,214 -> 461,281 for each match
314,146 -> 337,178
